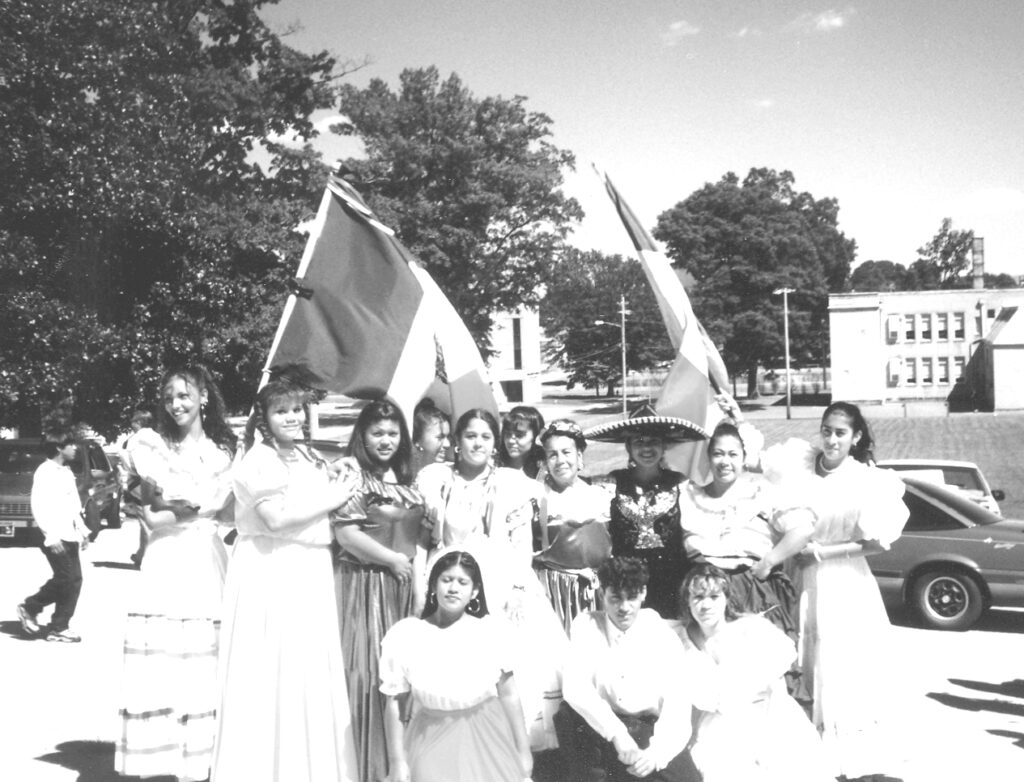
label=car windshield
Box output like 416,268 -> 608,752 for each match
904,478 -> 1001,526
0,443 -> 48,474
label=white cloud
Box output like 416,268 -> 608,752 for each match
661,19 -> 700,47
732,26 -> 763,39
789,8 -> 855,33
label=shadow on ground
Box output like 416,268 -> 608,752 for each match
949,678 -> 1024,700
92,560 -> 137,571
927,691 -> 1024,718
0,618 -> 40,641
35,740 -> 168,782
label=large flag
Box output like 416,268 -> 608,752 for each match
599,170 -> 730,480
262,173 -> 501,429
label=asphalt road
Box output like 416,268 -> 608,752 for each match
3,522 -> 1024,781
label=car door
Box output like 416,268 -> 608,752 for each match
86,442 -> 119,515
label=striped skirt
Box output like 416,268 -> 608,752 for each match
115,612 -> 220,781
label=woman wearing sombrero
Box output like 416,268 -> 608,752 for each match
585,404 -> 707,620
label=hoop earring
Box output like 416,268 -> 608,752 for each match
468,597 -> 481,614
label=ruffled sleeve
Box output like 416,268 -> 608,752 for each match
233,445 -> 288,508
125,428 -> 172,489
379,618 -> 417,696
850,463 -> 909,548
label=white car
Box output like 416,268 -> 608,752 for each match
876,459 -> 1005,516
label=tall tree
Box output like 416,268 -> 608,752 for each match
849,260 -> 910,291
916,217 -> 975,287
0,0 -> 343,434
333,67 -> 583,348
653,169 -> 856,391
541,249 -> 675,395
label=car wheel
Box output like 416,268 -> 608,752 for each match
912,568 -> 984,631
104,498 -> 122,529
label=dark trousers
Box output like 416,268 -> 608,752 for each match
555,702 -> 701,782
24,541 -> 83,632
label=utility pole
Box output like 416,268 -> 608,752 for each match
773,287 -> 795,420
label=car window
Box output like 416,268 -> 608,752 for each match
940,467 -> 982,492
903,491 -> 969,532
88,443 -> 110,471
0,445 -> 47,474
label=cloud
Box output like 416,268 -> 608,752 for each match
661,19 -> 700,47
732,26 -> 763,39
788,7 -> 855,33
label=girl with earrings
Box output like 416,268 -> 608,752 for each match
410,398 -> 451,478
759,401 -> 909,780
332,398 -> 427,782
116,364 -> 237,781
379,550 -> 532,782
210,372 -> 360,782
415,408 -> 565,753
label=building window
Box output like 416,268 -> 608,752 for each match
905,358 -> 917,385
954,356 -> 965,381
937,313 -> 948,341
887,358 -> 902,388
953,313 -> 965,340
922,357 -> 933,384
904,314 -> 916,342
511,317 -> 522,370
920,314 -> 932,341
987,308 -> 996,318
938,357 -> 949,384
885,315 -> 902,344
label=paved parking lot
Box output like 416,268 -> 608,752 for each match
3,520 -> 1024,781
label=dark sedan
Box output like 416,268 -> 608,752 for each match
870,476 -> 1024,631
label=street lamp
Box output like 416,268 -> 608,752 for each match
773,287 -> 795,420
595,294 -> 630,416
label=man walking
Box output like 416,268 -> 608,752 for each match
16,436 -> 88,642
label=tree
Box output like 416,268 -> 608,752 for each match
916,218 -> 974,287
0,0 -> 344,434
541,249 -> 674,395
333,67 -> 583,349
653,168 -> 856,392
849,260 -> 910,291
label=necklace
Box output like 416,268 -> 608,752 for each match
816,453 -> 841,475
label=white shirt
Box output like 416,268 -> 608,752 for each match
563,608 -> 695,768
31,458 -> 84,547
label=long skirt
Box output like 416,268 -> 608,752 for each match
115,523 -> 226,781
335,560 -> 413,782
534,565 -> 598,635
724,567 -> 799,640
212,536 -> 358,782
407,697 -> 523,782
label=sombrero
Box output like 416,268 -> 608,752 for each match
583,403 -> 708,444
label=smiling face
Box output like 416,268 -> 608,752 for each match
266,393 -> 306,446
544,434 -> 581,489
819,411 -> 860,470
627,434 -> 665,471
433,563 -> 479,619
162,375 -> 206,435
363,417 -> 402,467
502,422 -> 535,468
708,433 -> 745,491
603,587 -> 646,631
459,416 -> 496,470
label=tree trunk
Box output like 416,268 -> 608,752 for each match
746,366 -> 760,398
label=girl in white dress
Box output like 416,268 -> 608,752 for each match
761,401 -> 909,780
415,408 -> 566,751
211,372 -> 360,781
115,364 -> 236,781
677,564 -> 832,782
380,550 -> 532,782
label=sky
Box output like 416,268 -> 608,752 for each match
259,0 -> 1024,277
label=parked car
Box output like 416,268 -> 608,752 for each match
870,476 -> 1024,631
876,458 -> 1005,515
0,438 -> 121,542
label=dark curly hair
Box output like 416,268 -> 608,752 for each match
678,563 -> 741,628
596,556 -> 649,598
155,364 -> 236,455
708,421 -> 745,455
421,550 -> 488,619
821,401 -> 875,465
347,398 -> 413,484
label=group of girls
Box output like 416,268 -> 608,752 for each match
113,361 -> 908,782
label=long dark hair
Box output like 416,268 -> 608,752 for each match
156,364 -> 236,455
421,550 -> 488,619
347,398 -> 413,483
821,401 -> 875,464
497,405 -> 545,477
